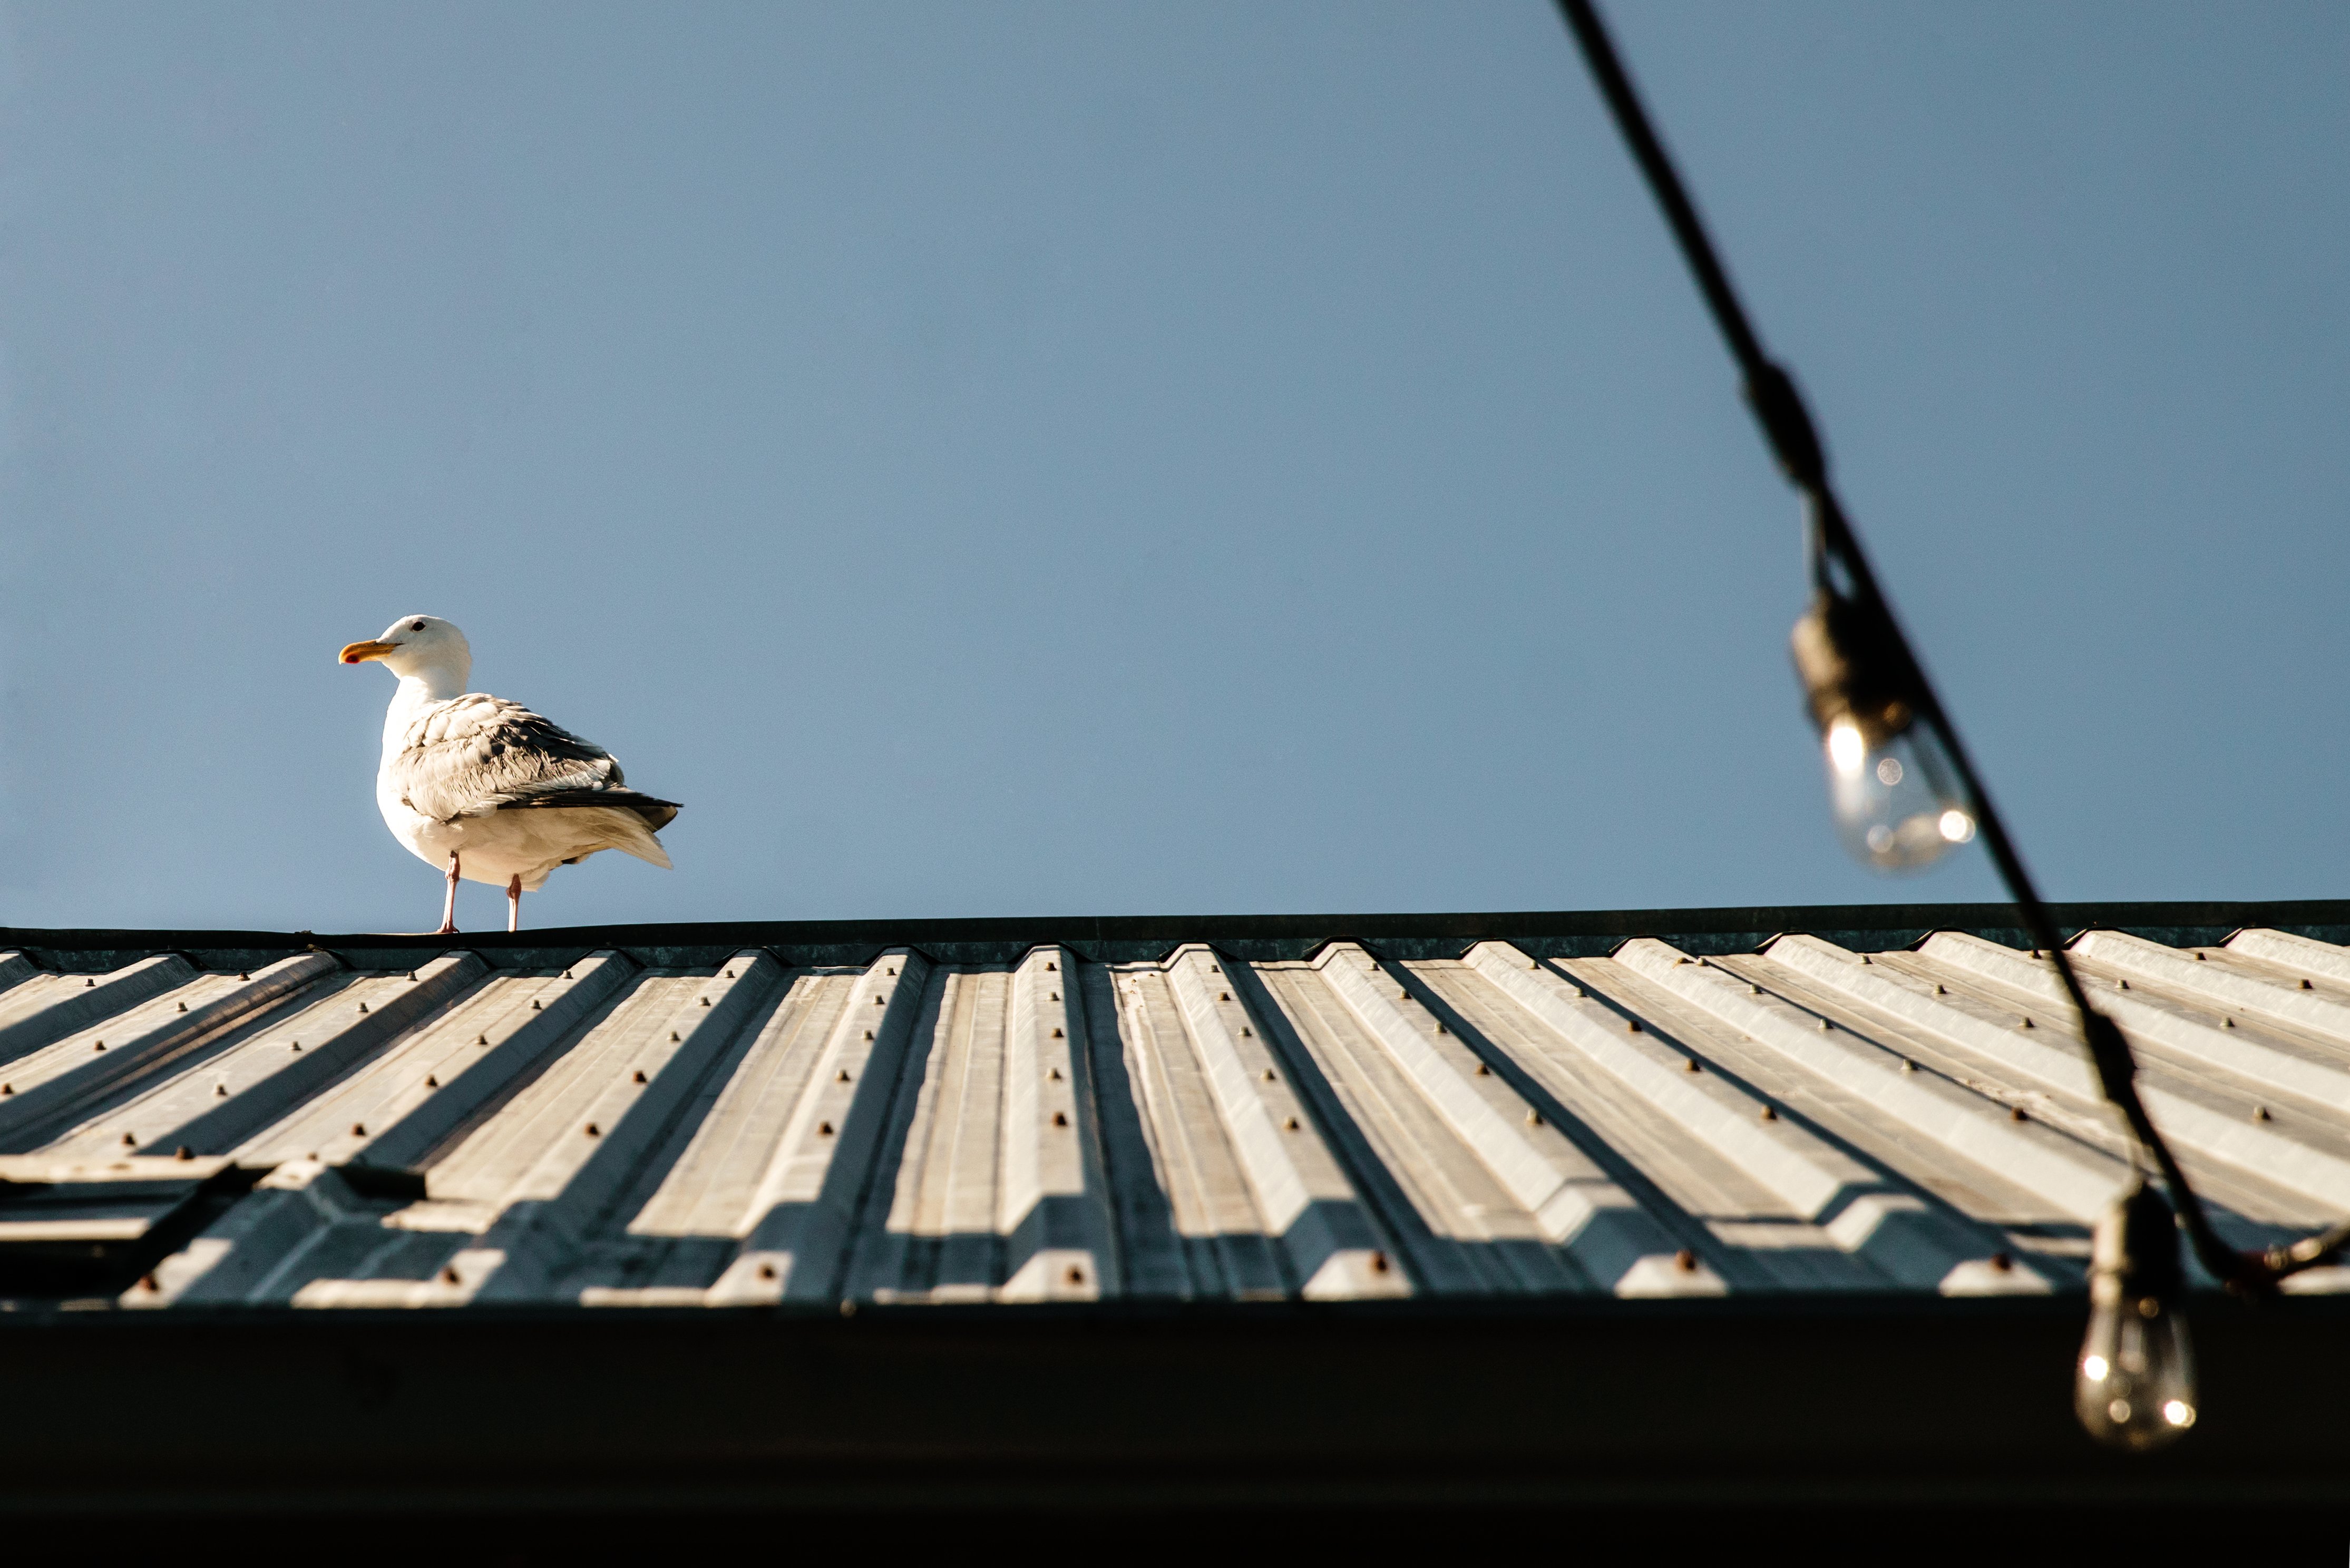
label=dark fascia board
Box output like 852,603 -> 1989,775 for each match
3,898 -> 2348,971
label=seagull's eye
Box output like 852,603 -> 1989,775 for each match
411,620 -> 426,630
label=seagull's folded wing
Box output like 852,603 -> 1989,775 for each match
391,694 -> 676,828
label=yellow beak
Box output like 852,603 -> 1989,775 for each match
339,639 -> 398,665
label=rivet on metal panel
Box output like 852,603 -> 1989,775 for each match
1818,1018 -> 1831,1031
1210,966 -> 1220,975
2010,1107 -> 2029,1123
874,997 -> 884,1006
441,1266 -> 461,1284
2031,950 -> 2044,960
1048,1067 -> 1062,1081
2254,1106 -> 2271,1121
93,1040 -> 106,1053
2021,1017 -> 2034,1029
1049,992 -> 1059,1001
425,1076 -> 439,1088
83,978 -> 93,988
408,972 -> 417,982
1683,1059 -> 1700,1074
1990,1252 -> 2014,1273
758,1263 -> 778,1280
238,972 -> 248,981
140,1274 -> 159,1292
358,1002 -> 369,1014
0,1084 -> 9,1095
1674,957 -> 1688,966
174,1145 -> 193,1160
725,969 -> 734,979
1900,1060 -> 1917,1073
1241,1026 -> 1253,1037
2302,979 -> 2315,990
2116,979 -> 2128,990
1759,1106 -> 1777,1122
886,967 -> 896,976
1052,1111 -> 1069,1127
840,1300 -> 857,1317
1934,983 -> 1947,994
121,1133 -> 135,1146
2196,951 -> 2207,960
177,1002 -> 187,1014
1046,962 -> 1057,972
1435,1023 -> 1447,1035
563,970 -> 573,979
818,1122 -> 835,1136
1526,1110 -> 1544,1127
1627,1020 -> 1642,1034
1398,988 -> 1409,1000
214,1084 -> 227,1096
1674,1250 -> 1698,1273
1262,1068 -> 1277,1082
633,1069 -> 648,1084
476,1034 -> 489,1045
670,1031 -> 680,1043
1476,1063 -> 1490,1076
1370,1251 -> 1391,1274
351,1122 -> 367,1137
1572,986 -> 1585,998
1051,1027 -> 1064,1038
1219,991 -> 1231,1001
863,1030 -> 874,1041
290,1041 -> 302,1051
1065,1266 -> 1085,1285
1859,955 -> 1872,964
700,997 -> 710,1007
1530,960 -> 1540,969
836,1069 -> 851,1083
584,1123 -> 601,1137
2223,1018 -> 2237,1029
1283,1117 -> 1301,1132
531,1000 -> 541,1011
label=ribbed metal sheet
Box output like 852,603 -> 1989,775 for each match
7,919 -> 2350,1309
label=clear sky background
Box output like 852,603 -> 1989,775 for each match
1,2 -> 2343,933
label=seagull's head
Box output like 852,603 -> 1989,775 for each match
339,615 -> 473,694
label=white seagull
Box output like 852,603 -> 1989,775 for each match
339,615 -> 679,934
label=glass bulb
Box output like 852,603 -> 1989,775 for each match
1820,716 -> 1975,872
2074,1184 -> 2197,1452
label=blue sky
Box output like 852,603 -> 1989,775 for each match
2,2 -> 2344,933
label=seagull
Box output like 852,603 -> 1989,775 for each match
338,615 -> 679,934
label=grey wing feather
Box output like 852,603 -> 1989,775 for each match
391,694 -> 676,826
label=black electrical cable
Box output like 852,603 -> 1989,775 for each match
1553,0 -> 2338,1292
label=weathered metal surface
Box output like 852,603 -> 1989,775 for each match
5,912 -> 2349,1309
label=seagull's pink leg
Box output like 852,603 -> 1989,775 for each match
437,851 -> 461,936
507,875 -> 522,934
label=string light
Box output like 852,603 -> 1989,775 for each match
1553,0 -> 2348,1448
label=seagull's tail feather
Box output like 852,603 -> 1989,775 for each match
491,788 -> 678,870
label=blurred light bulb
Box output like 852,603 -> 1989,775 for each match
2075,1182 -> 2197,1452
1792,593 -> 1974,873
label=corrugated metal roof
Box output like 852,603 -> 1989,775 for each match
9,903 -> 2350,1313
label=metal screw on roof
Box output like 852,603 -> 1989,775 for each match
2021,1017 -> 2034,1029
863,1030 -> 874,1041
1050,1027 -> 1063,1038
1627,1021 -> 1642,1034
1674,1250 -> 1698,1273
1240,1027 -> 1252,1037
584,1123 -> 601,1137
1526,1110 -> 1544,1127
1529,960 -> 1540,969
1048,1067 -> 1062,1081
358,1002 -> 369,1014
407,972 -> 417,982
818,1121 -> 835,1136
121,1133 -> 135,1146
758,1262 -> 778,1281
0,1082 -> 9,1094
632,1069 -> 647,1084
1900,1060 -> 1917,1073
874,997 -> 884,1006
290,1041 -> 301,1051
1262,1069 -> 1276,1082
1370,1251 -> 1391,1274
531,1000 -> 541,1011
670,1031 -> 680,1042
214,1084 -> 227,1096
724,969 -> 734,979
1859,955 -> 1872,965
1283,1116 -> 1301,1132
2254,1106 -> 2272,1122
1572,987 -> 1585,998
1476,1063 -> 1490,1076
238,972 -> 248,981
425,1076 -> 439,1088
1683,1059 -> 1700,1074
140,1274 -> 160,1292
1046,962 -> 1057,972
563,970 -> 573,979
1818,1018 -> 1831,1031
1049,992 -> 1059,1001
886,967 -> 896,976
2222,1018 -> 2237,1029
83,978 -> 94,988
1934,983 -> 1947,994
1435,1024 -> 1447,1035
1398,988 -> 1409,999
1219,991 -> 1231,1001
1674,957 -> 1688,966
1759,1106 -> 1777,1122
174,1146 -> 193,1160
441,1266 -> 461,1284
2010,1107 -> 2029,1123
1990,1252 -> 2014,1273
93,1040 -> 106,1052
1209,966 -> 1220,975
2117,979 -> 2129,990
1052,1111 -> 1069,1127
2302,979 -> 2315,990
1748,985 -> 1761,995
700,997 -> 710,1007
351,1123 -> 366,1137
839,1300 -> 857,1318
1065,1266 -> 1085,1286
476,1034 -> 488,1045
177,1002 -> 187,1013
836,1070 -> 851,1083
2196,951 -> 2208,960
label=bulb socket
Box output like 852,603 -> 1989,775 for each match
1790,589 -> 1926,748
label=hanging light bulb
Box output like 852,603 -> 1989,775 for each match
1791,588 -> 1975,872
2075,1181 -> 2198,1450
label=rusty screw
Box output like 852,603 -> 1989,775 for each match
758,1262 -> 778,1281
584,1123 -> 601,1137
1370,1251 -> 1391,1274
1674,1249 -> 1698,1273
817,1121 -> 835,1136
1052,1111 -> 1069,1127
